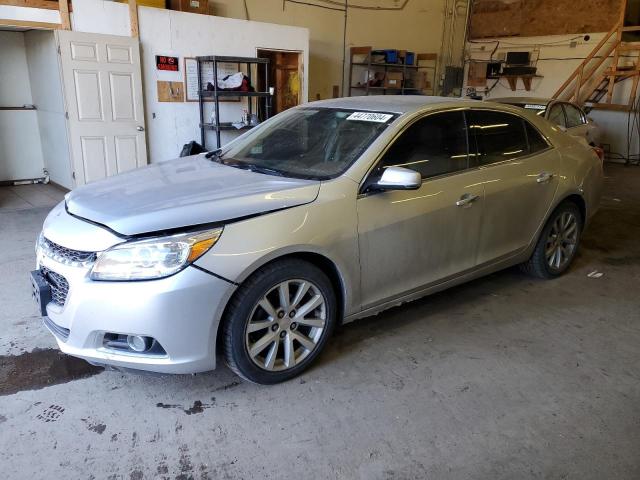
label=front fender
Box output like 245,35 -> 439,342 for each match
194,178 -> 361,317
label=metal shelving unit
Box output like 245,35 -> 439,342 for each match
196,55 -> 272,149
348,47 -> 438,96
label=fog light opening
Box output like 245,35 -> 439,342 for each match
127,335 -> 153,352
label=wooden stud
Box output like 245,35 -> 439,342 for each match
129,0 -> 139,38
58,0 -> 70,30
0,0 -> 71,10
588,103 -> 631,112
606,0 -> 627,103
628,51 -> 640,108
0,18 -> 61,29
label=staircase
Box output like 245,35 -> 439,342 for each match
553,6 -> 640,113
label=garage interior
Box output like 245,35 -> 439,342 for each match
1,0 -> 639,478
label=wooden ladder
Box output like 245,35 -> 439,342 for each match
552,0 -> 640,112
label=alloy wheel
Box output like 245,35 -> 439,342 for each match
244,279 -> 327,371
545,211 -> 579,271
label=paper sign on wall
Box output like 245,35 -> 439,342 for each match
156,55 -> 179,72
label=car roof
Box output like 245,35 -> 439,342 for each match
303,95 -> 478,115
491,97 -> 556,106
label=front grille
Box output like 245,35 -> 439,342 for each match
41,266 -> 69,307
41,236 -> 97,266
43,316 -> 70,341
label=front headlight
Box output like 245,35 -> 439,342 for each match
90,228 -> 223,281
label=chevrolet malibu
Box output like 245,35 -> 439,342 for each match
32,96 -> 603,384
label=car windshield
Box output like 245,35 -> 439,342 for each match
505,103 -> 548,116
219,107 -> 397,179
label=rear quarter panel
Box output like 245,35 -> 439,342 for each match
550,128 -> 604,223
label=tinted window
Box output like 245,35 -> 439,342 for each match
525,122 -> 549,153
548,104 -> 566,127
377,111 -> 469,179
468,110 -> 528,166
564,104 -> 586,128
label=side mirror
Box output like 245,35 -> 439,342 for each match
374,166 -> 422,191
557,124 -> 568,132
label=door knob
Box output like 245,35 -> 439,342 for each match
537,172 -> 554,183
136,126 -> 145,132
456,193 -> 480,207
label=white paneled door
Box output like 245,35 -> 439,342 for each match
57,31 -> 147,186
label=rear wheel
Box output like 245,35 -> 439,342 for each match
521,201 -> 583,279
222,259 -> 337,384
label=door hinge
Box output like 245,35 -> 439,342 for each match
72,172 -> 76,180
65,111 -> 69,119
57,45 -> 61,55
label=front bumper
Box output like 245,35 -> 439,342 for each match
38,254 -> 236,374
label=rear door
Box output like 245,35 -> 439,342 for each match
57,30 -> 147,186
357,110 -> 484,308
467,110 -> 560,265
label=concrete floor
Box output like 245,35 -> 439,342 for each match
1,167 -> 639,479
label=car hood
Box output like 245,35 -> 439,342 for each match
65,155 -> 320,236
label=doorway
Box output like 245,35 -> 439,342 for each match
256,49 -> 303,115
0,28 -> 72,190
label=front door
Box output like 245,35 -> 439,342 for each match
357,111 -> 484,309
467,109 -> 560,265
57,30 -> 147,186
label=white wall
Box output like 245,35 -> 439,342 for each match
0,32 -> 45,181
0,5 -> 59,23
137,7 -> 309,161
71,0 -> 310,162
25,30 -> 73,189
2,1 -> 311,164
465,32 -> 638,159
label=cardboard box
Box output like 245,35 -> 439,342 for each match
414,71 -> 429,90
384,72 -> 403,89
168,0 -> 208,14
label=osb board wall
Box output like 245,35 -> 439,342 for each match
470,0 -> 624,38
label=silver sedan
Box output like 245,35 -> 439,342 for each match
32,96 -> 603,384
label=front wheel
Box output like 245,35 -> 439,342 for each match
222,259 -> 337,384
521,201 -> 583,279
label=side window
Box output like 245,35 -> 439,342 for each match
524,121 -> 550,153
378,111 -> 469,179
548,104 -> 566,127
564,104 -> 586,128
468,110 -> 528,166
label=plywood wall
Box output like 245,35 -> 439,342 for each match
470,0 -> 624,38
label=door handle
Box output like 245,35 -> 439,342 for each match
136,126 -> 145,132
536,172 -> 554,183
456,193 -> 480,207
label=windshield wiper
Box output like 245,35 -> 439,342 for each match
205,148 -> 224,161
243,164 -> 285,177
220,159 -> 285,177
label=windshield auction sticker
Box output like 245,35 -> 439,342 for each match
347,112 -> 394,123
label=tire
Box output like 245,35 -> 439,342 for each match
222,259 -> 337,384
520,201 -> 583,279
